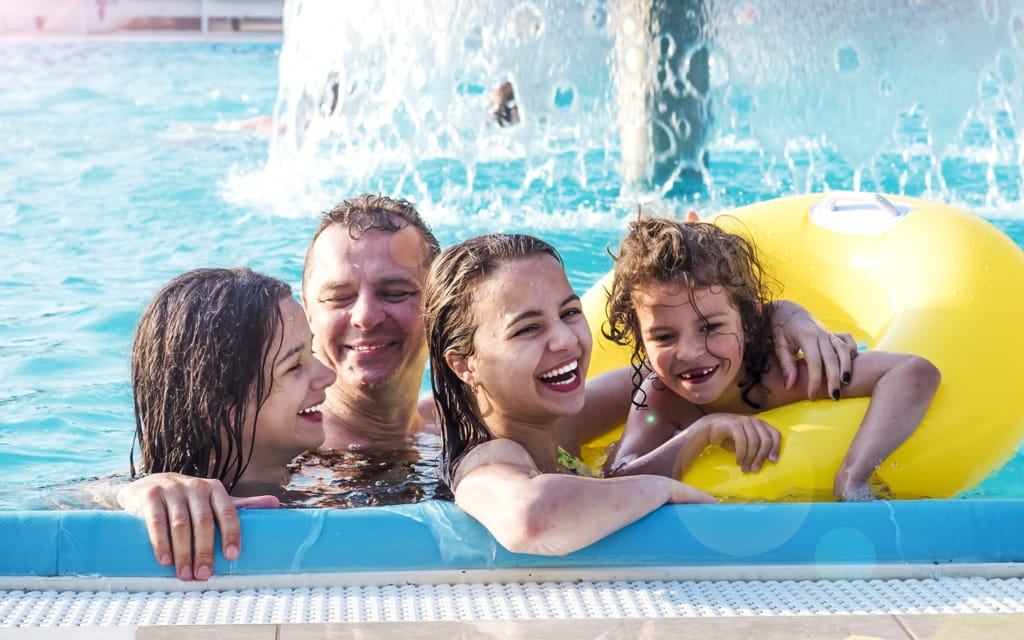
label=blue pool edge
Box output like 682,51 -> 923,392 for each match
2,499 -> 1022,591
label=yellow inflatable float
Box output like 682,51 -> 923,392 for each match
581,191 -> 1024,500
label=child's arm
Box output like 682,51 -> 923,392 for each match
455,438 -> 715,556
603,376 -> 781,478
811,351 -> 940,500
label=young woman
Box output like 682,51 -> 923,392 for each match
424,234 -> 716,555
120,267 -> 335,580
602,218 -> 941,500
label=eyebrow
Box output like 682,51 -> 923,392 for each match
506,293 -> 580,327
319,276 -> 421,291
643,308 -> 730,334
274,343 -> 306,368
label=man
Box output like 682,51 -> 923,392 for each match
120,194 -> 855,581
300,194 -> 440,449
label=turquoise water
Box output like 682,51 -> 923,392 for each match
0,39 -> 1021,507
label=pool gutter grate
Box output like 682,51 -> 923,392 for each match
2,577 -> 1023,627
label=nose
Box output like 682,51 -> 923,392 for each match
350,292 -> 385,331
675,332 -> 706,361
312,357 -> 337,390
548,318 -> 581,352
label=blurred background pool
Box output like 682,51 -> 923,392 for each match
1,0 -> 1022,506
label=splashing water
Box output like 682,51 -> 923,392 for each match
259,0 -> 1024,212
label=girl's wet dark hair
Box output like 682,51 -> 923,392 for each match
129,267 -> 292,491
423,233 -> 562,487
604,217 -> 777,409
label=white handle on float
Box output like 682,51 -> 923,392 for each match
810,191 -> 911,234
818,191 -> 902,217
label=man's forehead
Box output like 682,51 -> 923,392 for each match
309,226 -> 428,285
315,223 -> 426,255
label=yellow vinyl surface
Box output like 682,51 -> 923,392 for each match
581,193 -> 1024,500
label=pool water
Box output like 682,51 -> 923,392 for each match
0,35 -> 1021,508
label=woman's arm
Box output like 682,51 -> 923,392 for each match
455,439 -> 714,556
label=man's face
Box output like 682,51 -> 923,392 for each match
302,224 -> 430,394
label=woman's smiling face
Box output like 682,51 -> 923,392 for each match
456,253 -> 592,428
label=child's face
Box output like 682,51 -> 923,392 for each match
635,283 -> 746,408
456,253 -> 592,428
244,297 -> 336,468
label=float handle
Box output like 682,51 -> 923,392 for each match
819,191 -> 901,217
810,191 -> 910,234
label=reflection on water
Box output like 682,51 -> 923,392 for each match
282,431 -> 452,508
0,432 -> 450,510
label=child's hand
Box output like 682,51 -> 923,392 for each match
693,413 -> 781,473
834,468 -> 893,502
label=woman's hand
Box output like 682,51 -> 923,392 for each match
666,479 -> 717,504
117,473 -> 278,581
770,300 -> 857,399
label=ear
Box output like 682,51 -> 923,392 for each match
445,351 -> 476,386
300,292 -> 313,321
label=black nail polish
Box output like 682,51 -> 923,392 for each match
832,389 -> 840,401
842,372 -> 851,384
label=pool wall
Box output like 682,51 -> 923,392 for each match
2,500 -> 1022,591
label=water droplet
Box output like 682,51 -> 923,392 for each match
836,45 -> 859,74
553,86 -> 575,109
587,5 -> 607,31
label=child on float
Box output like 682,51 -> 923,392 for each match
601,217 -> 940,501
424,233 -> 716,555
121,267 -> 335,580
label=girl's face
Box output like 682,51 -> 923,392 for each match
635,282 -> 746,409
245,297 -> 336,468
449,254 -> 592,429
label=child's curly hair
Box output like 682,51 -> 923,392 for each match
604,217 -> 778,409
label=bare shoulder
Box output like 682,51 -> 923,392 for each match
416,393 -> 439,435
454,439 -> 539,487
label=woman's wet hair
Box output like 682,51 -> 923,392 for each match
604,217 -> 777,409
423,233 -> 562,487
130,267 -> 292,491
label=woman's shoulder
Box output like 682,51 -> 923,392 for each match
454,438 -> 539,486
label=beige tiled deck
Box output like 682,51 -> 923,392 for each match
2,615 -> 1024,639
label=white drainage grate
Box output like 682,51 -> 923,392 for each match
2,577 -> 1023,628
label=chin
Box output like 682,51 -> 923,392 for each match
353,372 -> 399,391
